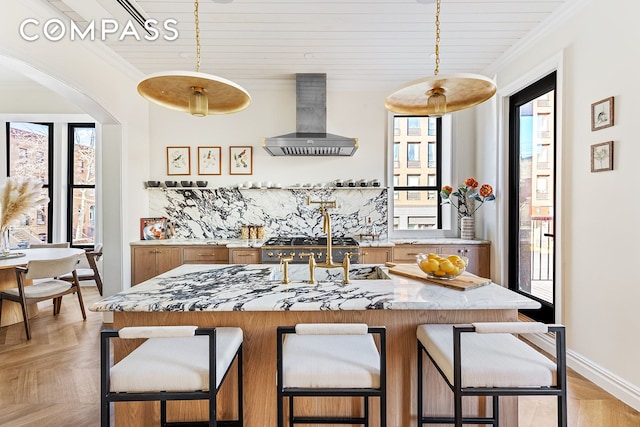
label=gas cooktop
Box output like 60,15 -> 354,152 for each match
263,236 -> 359,247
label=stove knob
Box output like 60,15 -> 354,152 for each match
267,252 -> 274,257
290,252 -> 295,257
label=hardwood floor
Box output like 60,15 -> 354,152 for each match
1,286 -> 639,426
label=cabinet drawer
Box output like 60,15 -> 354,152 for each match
183,247 -> 229,263
229,248 -> 261,264
393,245 -> 440,262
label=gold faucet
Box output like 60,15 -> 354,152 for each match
307,196 -> 340,268
342,252 -> 353,284
278,253 -> 293,284
299,252 -> 317,284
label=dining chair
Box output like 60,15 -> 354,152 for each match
416,322 -> 567,427
276,323 -> 387,426
0,253 -> 85,340
101,325 -> 244,427
60,243 -> 103,295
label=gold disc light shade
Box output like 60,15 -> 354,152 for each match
384,73 -> 496,115
137,0 -> 251,116
385,0 -> 496,116
137,70 -> 251,115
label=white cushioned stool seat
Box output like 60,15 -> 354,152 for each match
110,327 -> 243,393
417,324 -> 557,388
101,326 -> 244,427
416,322 -> 567,427
277,323 -> 387,427
283,333 -> 381,389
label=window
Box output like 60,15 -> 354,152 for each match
407,142 -> 420,168
407,174 -> 421,200
68,124 -> 96,247
393,142 -> 400,168
407,118 -> 420,136
427,174 -> 437,199
536,175 -> 549,199
6,122 -> 53,245
427,141 -> 436,168
393,175 -> 399,200
391,116 -> 442,231
428,118 -> 437,136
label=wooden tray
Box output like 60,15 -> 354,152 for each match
386,263 -> 491,291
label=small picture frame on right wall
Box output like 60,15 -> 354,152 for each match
591,96 -> 614,131
591,141 -> 614,172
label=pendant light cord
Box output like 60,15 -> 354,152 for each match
194,0 -> 201,72
434,0 -> 441,76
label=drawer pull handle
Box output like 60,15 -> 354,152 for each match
236,253 -> 253,257
197,253 -> 215,257
407,252 -> 420,256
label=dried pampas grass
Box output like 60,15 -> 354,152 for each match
0,177 -> 49,230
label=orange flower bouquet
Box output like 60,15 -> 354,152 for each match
440,177 -> 495,220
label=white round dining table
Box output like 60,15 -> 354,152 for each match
0,247 -> 85,327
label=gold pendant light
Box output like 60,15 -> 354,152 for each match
384,0 -> 496,116
137,0 -> 251,116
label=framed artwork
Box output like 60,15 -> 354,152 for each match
591,97 -> 614,131
140,217 -> 167,240
166,146 -> 191,175
198,146 -> 221,175
229,146 -> 253,175
591,141 -> 613,172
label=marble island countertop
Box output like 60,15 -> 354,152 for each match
91,264 -> 538,313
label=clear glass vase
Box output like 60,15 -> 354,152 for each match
0,228 -> 10,255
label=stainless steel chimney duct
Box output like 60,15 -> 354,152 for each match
262,74 -> 359,156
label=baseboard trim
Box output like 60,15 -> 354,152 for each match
523,333 -> 640,412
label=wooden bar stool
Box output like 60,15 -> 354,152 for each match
417,322 -> 566,426
276,323 -> 386,426
101,326 -> 243,427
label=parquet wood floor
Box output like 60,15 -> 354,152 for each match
0,287 -> 638,426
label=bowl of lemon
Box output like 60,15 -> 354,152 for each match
416,253 -> 468,280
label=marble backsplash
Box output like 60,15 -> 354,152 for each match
148,188 -> 388,239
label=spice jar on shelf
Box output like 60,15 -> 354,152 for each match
248,225 -> 257,240
240,225 -> 249,239
257,225 -> 266,239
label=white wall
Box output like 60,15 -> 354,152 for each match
148,87 -> 389,186
477,0 -> 640,409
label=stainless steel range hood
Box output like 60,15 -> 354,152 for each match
262,74 -> 359,156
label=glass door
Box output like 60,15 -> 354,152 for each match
508,72 -> 556,323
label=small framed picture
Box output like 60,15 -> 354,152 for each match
140,217 -> 167,240
166,146 -> 191,175
591,141 -> 614,172
198,146 -> 221,175
229,146 -> 253,175
591,97 -> 614,131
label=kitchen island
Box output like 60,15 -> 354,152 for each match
92,263 -> 539,427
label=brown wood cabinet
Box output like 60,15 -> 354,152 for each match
182,246 -> 229,264
229,248 -> 261,264
393,242 -> 490,278
359,247 -> 393,264
131,245 -> 182,285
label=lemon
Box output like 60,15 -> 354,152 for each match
439,260 -> 455,274
447,255 -> 462,263
427,253 -> 440,260
426,259 -> 440,272
433,270 -> 446,277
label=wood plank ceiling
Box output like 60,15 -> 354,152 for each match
43,0 -> 570,92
